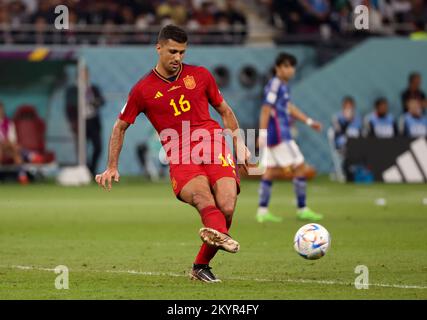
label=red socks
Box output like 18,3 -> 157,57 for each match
195,243 -> 218,265
194,205 -> 230,265
199,205 -> 228,234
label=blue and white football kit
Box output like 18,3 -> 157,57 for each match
401,113 -> 427,138
261,76 -> 304,168
257,76 -> 323,222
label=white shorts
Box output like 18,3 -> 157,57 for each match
261,140 -> 305,168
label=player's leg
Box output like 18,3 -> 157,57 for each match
256,145 -> 283,223
172,165 -> 237,244
257,168 -> 284,222
289,140 -> 323,221
179,175 -> 222,282
212,176 -> 237,231
179,175 -> 229,235
179,175 -> 238,282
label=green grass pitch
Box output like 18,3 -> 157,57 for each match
0,178 -> 426,299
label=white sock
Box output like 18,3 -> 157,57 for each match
257,207 -> 268,215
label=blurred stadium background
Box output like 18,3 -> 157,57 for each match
1,0 -> 426,182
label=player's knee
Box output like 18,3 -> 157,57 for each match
263,168 -> 274,180
293,163 -> 306,177
217,197 -> 236,220
191,190 -> 215,209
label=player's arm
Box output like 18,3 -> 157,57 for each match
258,104 -> 272,148
96,82 -> 142,190
213,100 -> 251,173
95,119 -> 130,191
288,102 -> 322,132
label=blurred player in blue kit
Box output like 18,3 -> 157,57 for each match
257,53 -> 324,223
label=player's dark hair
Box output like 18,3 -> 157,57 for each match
408,72 -> 420,84
158,24 -> 188,44
275,52 -> 297,67
342,95 -> 354,105
375,97 -> 387,108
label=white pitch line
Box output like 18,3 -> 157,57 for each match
3,265 -> 427,290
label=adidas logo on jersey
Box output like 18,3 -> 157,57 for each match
154,91 -> 163,99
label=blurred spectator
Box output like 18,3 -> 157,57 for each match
332,96 -> 362,150
0,3 -> 10,24
8,0 -> 29,27
135,11 -> 156,29
223,0 -> 247,27
120,5 -> 136,25
399,98 -> 427,138
193,1 -> 218,27
401,72 -> 426,113
299,0 -> 331,30
20,0 -> 37,15
410,0 -> 427,26
29,0 -> 56,24
329,0 -> 352,33
271,0 -> 303,33
331,95 -> 362,182
83,67 -> 105,176
363,97 -> 397,138
208,0 -> 247,43
33,15 -> 48,45
65,67 -> 105,176
156,0 -> 188,26
410,20 -> 427,40
0,102 -> 29,184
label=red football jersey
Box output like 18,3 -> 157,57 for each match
120,63 -> 223,133
119,63 -> 226,164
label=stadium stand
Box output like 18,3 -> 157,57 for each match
0,1 -> 425,46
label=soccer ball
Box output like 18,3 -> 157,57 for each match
294,223 -> 331,260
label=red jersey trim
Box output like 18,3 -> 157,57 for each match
152,64 -> 183,83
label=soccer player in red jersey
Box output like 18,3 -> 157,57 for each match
95,25 -> 250,283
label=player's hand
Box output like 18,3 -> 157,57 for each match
308,119 -> 322,132
95,167 -> 120,191
235,142 -> 252,175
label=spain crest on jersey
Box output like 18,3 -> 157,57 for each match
183,75 -> 196,90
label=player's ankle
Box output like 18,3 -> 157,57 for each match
257,207 -> 269,215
